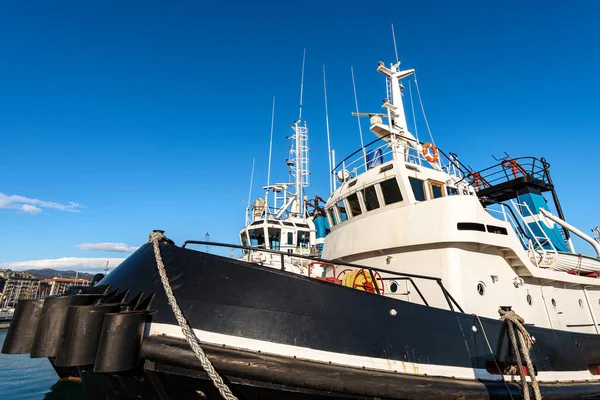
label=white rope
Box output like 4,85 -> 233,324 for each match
499,309 -> 541,400
408,81 -> 420,144
148,231 -> 238,400
413,73 -> 435,147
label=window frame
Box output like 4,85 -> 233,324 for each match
428,180 -> 445,200
409,177 -> 426,202
361,184 -> 381,212
346,192 -> 363,217
335,199 -> 349,223
379,177 -> 404,205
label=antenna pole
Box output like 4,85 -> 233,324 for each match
391,23 -> 400,62
246,157 -> 256,224
298,48 -> 306,121
323,65 -> 333,193
351,66 -> 367,169
266,96 -> 275,212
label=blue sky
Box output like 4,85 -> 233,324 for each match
0,1 -> 599,271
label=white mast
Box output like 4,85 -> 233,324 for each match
323,65 -> 333,193
265,96 -> 276,214
377,61 -> 414,135
289,50 -> 310,217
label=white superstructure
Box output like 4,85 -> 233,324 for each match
321,58 -> 600,334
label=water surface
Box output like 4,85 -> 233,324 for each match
0,329 -> 86,399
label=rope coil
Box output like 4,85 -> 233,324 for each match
149,231 -> 237,400
499,309 -> 541,400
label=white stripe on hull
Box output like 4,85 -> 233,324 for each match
148,322 -> 599,383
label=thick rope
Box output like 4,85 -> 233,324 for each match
149,231 -> 238,400
499,309 -> 541,400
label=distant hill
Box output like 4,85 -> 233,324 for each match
22,269 -> 95,281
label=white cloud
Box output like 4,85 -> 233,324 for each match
0,257 -> 125,271
0,192 -> 83,214
76,242 -> 139,253
21,204 -> 42,214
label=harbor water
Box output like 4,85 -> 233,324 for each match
0,329 -> 86,400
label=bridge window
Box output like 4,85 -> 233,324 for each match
248,228 -> 266,247
347,193 -> 362,217
380,178 -> 403,205
327,208 -> 338,225
409,177 -> 426,201
447,187 -> 458,196
268,228 -> 281,250
240,231 -> 249,246
429,181 -> 445,199
361,185 -> 380,211
335,200 -> 348,222
297,230 -> 310,248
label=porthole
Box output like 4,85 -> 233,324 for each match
389,281 -> 399,293
551,298 -> 556,307
526,294 -> 533,306
579,299 -> 584,308
477,282 -> 486,296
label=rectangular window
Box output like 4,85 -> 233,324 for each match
457,222 -> 486,232
327,208 -> 338,225
335,200 -> 348,222
447,187 -> 458,196
487,225 -> 508,235
429,181 -> 444,199
347,193 -> 362,217
297,231 -> 310,248
248,228 -> 266,247
287,232 -> 293,244
361,185 -> 380,211
379,164 -> 394,174
380,178 -> 403,205
240,232 -> 249,246
409,177 -> 426,201
268,228 -> 281,250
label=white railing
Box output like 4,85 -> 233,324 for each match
335,140 -> 395,180
333,136 -> 464,183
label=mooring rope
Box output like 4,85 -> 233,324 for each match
499,309 -> 541,400
148,231 -> 238,400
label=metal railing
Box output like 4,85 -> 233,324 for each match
485,202 -> 530,249
331,133 -> 464,182
182,240 -> 464,313
459,157 -> 550,188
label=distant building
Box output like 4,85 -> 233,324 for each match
41,277 -> 91,297
0,273 -> 41,307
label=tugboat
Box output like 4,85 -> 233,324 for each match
239,118 -> 330,274
4,54 -> 600,400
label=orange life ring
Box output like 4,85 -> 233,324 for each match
422,142 -> 439,163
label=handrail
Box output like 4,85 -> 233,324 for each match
459,157 -> 550,187
484,200 -> 532,248
331,131 -> 463,180
333,132 -> 393,172
182,240 -> 464,313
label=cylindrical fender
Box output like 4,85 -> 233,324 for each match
31,294 -> 102,358
54,304 -> 122,367
94,311 -> 150,373
1,299 -> 45,354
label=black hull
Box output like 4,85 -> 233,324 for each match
5,241 -> 600,399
